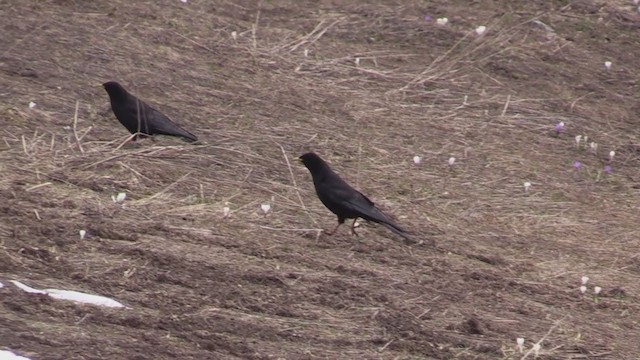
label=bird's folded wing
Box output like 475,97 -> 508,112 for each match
323,181 -> 391,222
146,106 -> 195,137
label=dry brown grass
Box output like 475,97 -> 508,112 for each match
1,0 -> 640,359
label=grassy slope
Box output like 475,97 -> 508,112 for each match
1,0 -> 639,359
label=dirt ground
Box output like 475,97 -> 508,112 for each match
1,0 -> 639,359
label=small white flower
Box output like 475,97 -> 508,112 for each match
575,135 -> 582,147
231,31 -> 237,40
436,17 -> 448,26
180,0 -> 187,3
609,150 -> 615,161
581,276 -> 589,285
355,57 -> 360,66
304,49 -> 309,57
594,286 -> 602,295
583,135 -> 588,144
590,142 -> 598,152
475,26 -> 486,35
516,338 -> 525,353
604,61 -> 612,69
223,206 -> 230,218
448,157 -> 456,166
79,230 -> 87,240
413,156 -> 421,165
580,285 -> 587,294
532,343 -> 541,356
112,192 -> 127,203
261,203 -> 271,214
523,182 -> 532,192
29,101 -> 36,109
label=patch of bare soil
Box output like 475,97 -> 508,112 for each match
1,0 -> 639,359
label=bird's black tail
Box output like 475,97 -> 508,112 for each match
381,221 -> 415,243
181,133 -> 198,143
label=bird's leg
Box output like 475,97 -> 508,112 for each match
350,218 -> 360,237
324,222 -> 342,235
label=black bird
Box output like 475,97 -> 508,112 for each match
300,152 -> 412,241
102,81 -> 198,143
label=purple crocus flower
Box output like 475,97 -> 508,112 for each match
604,165 -> 612,174
573,161 -> 582,170
555,121 -> 565,134
424,15 -> 432,22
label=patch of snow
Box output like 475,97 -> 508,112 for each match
46,289 -> 125,308
0,350 -> 32,360
10,280 -> 46,294
10,281 -> 125,308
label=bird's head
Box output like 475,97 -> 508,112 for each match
299,152 -> 330,175
102,81 -> 128,100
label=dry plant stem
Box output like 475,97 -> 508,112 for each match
277,144 -> 319,227
83,145 -> 150,169
282,18 -> 341,52
259,226 -> 324,232
520,315 -> 567,360
115,133 -> 138,151
251,4 -> 261,50
378,338 -> 395,352
72,100 -> 84,153
140,171 -> 192,204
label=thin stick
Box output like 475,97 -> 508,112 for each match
118,161 -> 146,180
259,226 -> 324,232
72,100 -> 84,153
21,135 -> 28,156
26,182 -> 52,192
251,4 -> 262,49
378,339 -> 395,352
278,144 -> 319,227
279,145 -> 306,210
83,145 -> 151,169
115,133 -> 138,151
172,31 -> 213,52
501,94 -> 511,117
520,315 -> 567,360
139,171 -> 192,204
355,140 -> 362,187
78,126 -> 93,141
